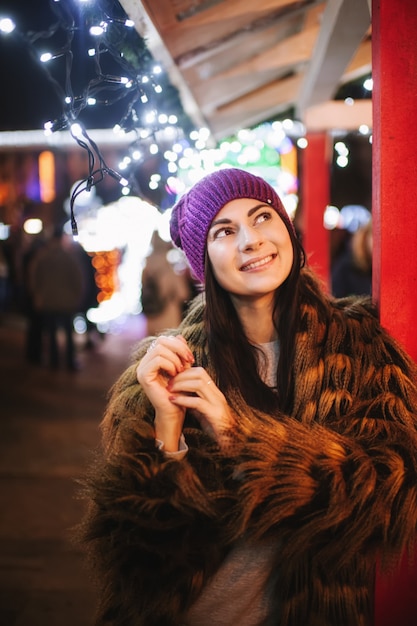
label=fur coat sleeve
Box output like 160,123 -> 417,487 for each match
79,288 -> 417,626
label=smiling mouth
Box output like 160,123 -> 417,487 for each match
240,254 -> 276,271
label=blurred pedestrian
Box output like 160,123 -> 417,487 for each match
21,233 -> 46,364
141,230 -> 197,335
0,241 -> 10,319
332,219 -> 373,298
29,226 -> 84,370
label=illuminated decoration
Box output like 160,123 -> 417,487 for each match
324,204 -> 371,232
323,205 -> 341,230
92,250 -> 121,303
66,194 -> 161,317
0,17 -> 15,34
23,218 -> 43,235
334,140 -> 350,168
38,151 -> 56,203
0,223 -> 10,240
339,205 -> 371,232
363,78 -> 373,91
0,182 -> 10,205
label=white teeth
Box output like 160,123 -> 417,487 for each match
242,255 -> 273,271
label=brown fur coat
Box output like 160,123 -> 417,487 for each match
79,269 -> 417,626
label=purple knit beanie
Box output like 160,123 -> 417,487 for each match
169,167 -> 295,283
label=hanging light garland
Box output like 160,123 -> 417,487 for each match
0,0 -> 201,235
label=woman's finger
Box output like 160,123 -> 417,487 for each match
138,335 -> 194,380
147,335 -> 193,365
168,367 -> 218,396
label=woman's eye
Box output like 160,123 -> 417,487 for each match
214,227 -> 233,239
255,211 -> 272,224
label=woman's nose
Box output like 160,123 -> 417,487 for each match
238,226 -> 263,250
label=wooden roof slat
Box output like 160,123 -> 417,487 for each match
141,0 -> 303,59
210,74 -> 302,137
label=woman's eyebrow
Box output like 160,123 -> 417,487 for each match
210,217 -> 231,228
210,203 -> 268,228
247,203 -> 269,217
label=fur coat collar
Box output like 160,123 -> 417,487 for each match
80,269 -> 417,626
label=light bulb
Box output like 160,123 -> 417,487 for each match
0,17 -> 16,34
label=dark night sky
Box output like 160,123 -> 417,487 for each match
0,0 -> 62,130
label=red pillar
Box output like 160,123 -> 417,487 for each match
372,1 -> 417,624
302,132 -> 331,289
372,0 -> 417,361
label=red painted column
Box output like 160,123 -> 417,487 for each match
372,0 -> 417,361
372,1 -> 417,624
302,132 -> 331,289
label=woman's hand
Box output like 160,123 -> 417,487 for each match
136,335 -> 194,451
167,367 -> 236,449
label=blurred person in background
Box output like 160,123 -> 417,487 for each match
0,241 -> 10,320
332,218 -> 373,298
140,230 -> 198,335
21,232 -> 47,364
29,226 -> 84,371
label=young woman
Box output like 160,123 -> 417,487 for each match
79,168 -> 417,626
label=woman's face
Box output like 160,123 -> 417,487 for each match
206,198 -> 294,303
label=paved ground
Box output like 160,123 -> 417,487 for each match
0,312 -> 148,626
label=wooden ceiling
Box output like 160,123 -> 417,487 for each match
119,0 -> 372,141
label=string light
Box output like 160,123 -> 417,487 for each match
363,77 -> 373,91
40,52 -> 53,62
89,23 -> 107,36
334,141 -> 350,168
0,17 -> 15,34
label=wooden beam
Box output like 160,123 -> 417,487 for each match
297,0 -> 371,118
342,37 -> 372,82
209,74 -> 302,139
304,99 -> 372,131
193,21 -> 317,83
195,68 -> 295,115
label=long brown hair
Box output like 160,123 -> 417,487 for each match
204,223 -> 306,413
